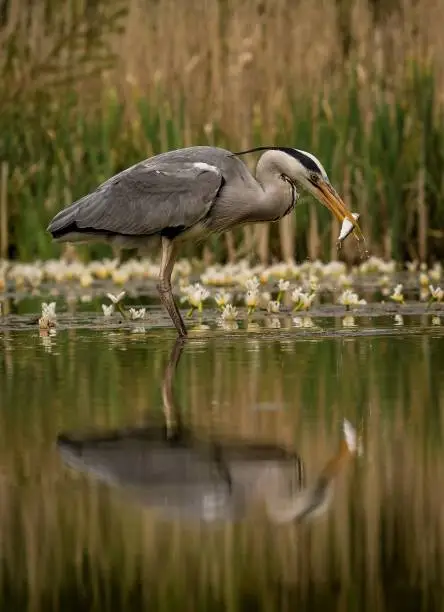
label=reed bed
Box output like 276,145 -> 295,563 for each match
2,0 -> 444,266
0,332 -> 444,609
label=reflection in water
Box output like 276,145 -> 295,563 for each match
57,339 -> 358,524
266,420 -> 359,523
2,330 -> 444,610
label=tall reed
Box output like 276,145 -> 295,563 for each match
2,0 -> 444,263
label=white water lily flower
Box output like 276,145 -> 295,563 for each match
420,287 -> 429,302
111,268 -> 129,285
337,274 -> 353,289
389,284 -> 404,304
102,304 -> 114,317
276,278 -> 290,303
179,284 -> 192,302
429,285 -> 443,302
40,303 -> 57,329
299,292 -> 317,310
307,275 -> 319,293
259,291 -> 271,309
80,273 -> 93,288
245,290 -> 259,313
106,291 -> 126,304
419,272 -> 429,287
267,300 -> 280,314
214,290 -> 232,308
337,290 -> 366,310
378,274 -> 390,287
292,288 -> 316,311
277,279 -> 290,292
42,302 -> 57,320
378,274 -> 391,296
245,276 -> 260,293
220,304 -> 239,322
291,287 -> 302,304
182,283 -> 210,313
429,263 -> 442,283
128,307 -> 146,320
337,290 -> 360,308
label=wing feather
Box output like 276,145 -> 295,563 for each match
48,160 -> 223,237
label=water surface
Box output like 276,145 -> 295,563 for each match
1,317 -> 444,611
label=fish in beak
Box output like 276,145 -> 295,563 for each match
314,179 -> 364,243
338,213 -> 361,244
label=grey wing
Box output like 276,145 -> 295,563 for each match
47,161 -> 224,237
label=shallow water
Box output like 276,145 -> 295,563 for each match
1,306 -> 444,611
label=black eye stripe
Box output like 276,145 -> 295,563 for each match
278,148 -> 322,174
233,146 -> 323,175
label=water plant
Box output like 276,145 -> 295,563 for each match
389,284 -> 405,305
106,291 -> 127,318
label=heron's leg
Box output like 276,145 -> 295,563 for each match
157,237 -> 187,337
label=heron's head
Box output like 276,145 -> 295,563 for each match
278,148 -> 362,230
236,147 -> 363,238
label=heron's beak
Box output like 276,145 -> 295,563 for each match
314,180 -> 364,241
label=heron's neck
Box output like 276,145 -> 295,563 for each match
253,155 -> 295,223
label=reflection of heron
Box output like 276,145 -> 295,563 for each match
264,420 -> 359,523
57,339 -> 359,524
47,146 -> 363,336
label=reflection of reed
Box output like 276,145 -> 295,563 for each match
1,331 -> 444,608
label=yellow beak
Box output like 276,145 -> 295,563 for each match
316,180 -> 364,241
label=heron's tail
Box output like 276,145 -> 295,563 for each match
47,201 -> 82,239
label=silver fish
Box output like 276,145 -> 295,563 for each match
337,212 -> 360,243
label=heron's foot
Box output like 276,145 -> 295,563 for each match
176,323 -> 188,338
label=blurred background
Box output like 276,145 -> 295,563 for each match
1,0 -> 444,265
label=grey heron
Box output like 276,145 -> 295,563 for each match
47,145 -> 363,336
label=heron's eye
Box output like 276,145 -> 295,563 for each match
310,173 -> 320,184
